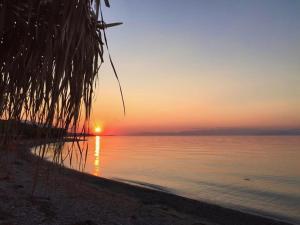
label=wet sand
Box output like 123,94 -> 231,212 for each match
0,141 -> 295,225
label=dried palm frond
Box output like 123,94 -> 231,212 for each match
0,0 -> 123,145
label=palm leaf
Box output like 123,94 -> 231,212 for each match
0,0 -> 123,144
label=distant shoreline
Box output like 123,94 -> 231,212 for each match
66,128 -> 300,137
123,128 -> 300,137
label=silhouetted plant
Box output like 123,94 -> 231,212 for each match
0,0 -> 124,193
0,0 -> 124,144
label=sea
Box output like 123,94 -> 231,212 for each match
33,135 -> 300,224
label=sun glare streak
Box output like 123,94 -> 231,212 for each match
94,135 -> 101,176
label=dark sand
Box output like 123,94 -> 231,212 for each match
0,141 -> 295,225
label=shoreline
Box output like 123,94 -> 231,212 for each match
0,140 -> 296,225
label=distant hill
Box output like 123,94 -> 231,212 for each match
0,119 -> 66,138
131,128 -> 300,136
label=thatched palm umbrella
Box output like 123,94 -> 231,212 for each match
0,0 -> 123,141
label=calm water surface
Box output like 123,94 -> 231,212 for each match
34,136 -> 300,224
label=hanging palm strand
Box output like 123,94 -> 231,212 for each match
0,0 -> 122,142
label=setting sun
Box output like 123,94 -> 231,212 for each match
94,126 -> 102,133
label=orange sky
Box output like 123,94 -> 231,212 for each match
90,62 -> 300,135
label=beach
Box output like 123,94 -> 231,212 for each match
0,141 -> 295,225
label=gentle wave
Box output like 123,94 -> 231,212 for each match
113,178 -> 173,193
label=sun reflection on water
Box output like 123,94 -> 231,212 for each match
93,135 -> 101,175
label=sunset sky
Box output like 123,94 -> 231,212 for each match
91,0 -> 300,135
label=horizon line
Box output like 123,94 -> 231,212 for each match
107,127 -> 300,136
